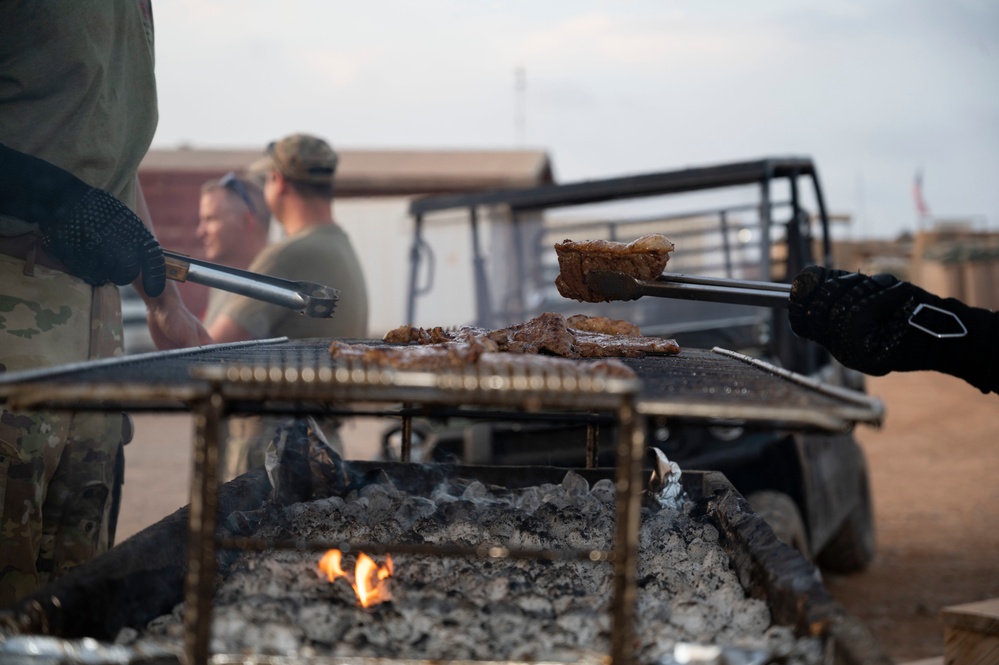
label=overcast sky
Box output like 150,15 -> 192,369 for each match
152,0 -> 998,240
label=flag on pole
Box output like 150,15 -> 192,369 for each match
913,169 -> 930,218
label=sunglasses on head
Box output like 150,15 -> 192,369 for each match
220,171 -> 256,214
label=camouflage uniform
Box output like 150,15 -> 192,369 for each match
0,254 -> 124,605
0,1 -> 157,605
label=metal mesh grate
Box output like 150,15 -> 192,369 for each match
627,349 -> 835,406
0,339 -> 881,429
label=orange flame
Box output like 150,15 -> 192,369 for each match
318,549 -> 393,608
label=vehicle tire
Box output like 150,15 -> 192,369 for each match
816,468 -> 876,573
747,490 -> 810,559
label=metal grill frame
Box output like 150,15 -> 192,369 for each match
188,361 -> 643,665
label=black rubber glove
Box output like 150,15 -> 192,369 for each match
789,265 -> 999,394
0,144 -> 166,297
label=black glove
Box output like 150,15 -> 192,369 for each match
0,144 -> 165,297
789,265 -> 999,394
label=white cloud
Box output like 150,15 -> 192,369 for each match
302,50 -> 367,89
518,10 -> 780,72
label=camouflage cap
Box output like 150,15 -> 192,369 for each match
263,133 -> 338,184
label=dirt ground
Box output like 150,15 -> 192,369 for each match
823,371 -> 999,662
117,370 -> 998,663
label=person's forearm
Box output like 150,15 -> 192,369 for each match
207,314 -> 255,344
129,177 -> 213,350
132,179 -> 155,299
789,266 -> 999,395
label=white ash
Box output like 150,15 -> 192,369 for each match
127,472 -> 823,664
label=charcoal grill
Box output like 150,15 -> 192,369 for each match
0,337 -> 885,665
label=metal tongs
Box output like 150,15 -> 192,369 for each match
584,270 -> 791,308
163,250 -> 339,318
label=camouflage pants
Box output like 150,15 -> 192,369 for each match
0,254 -> 124,606
221,414 -> 344,483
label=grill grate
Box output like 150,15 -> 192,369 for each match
0,338 -> 882,430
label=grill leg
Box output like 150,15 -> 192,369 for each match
184,388 -> 223,665
401,407 -> 413,463
610,402 -> 643,665
586,421 -> 599,468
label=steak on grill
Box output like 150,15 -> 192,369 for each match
381,312 -> 679,361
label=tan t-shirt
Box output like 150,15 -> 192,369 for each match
220,224 -> 370,339
202,287 -> 232,329
0,1 -> 157,215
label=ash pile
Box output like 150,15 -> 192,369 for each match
121,419 -> 824,664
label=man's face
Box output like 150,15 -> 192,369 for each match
197,189 -> 247,263
262,169 -> 280,213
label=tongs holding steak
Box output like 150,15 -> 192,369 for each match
585,270 -> 792,309
554,233 -> 792,308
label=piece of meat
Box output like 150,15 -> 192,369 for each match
573,330 -> 680,358
330,336 -> 493,371
379,312 -> 679,362
565,314 -> 641,337
330,338 -> 637,379
382,324 -> 454,345
497,311 -> 579,357
554,234 -> 675,302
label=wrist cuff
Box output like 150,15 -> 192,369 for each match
931,299 -> 999,394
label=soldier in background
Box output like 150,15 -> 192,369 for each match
207,133 -> 369,343
194,171 -> 274,479
206,134 -> 370,478
197,172 -> 271,328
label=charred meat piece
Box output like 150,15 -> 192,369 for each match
381,312 -> 679,361
382,324 -> 454,345
573,330 -> 680,358
566,313 -> 641,337
491,311 -> 579,357
554,234 -> 675,302
563,315 -> 678,360
331,336 -> 494,371
330,337 -> 637,379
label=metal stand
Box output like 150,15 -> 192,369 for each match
177,361 -> 643,665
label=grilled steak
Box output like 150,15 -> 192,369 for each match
566,313 -> 641,337
380,312 -> 680,363
329,336 -> 638,379
554,234 -> 675,302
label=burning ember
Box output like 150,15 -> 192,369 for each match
318,549 -> 393,607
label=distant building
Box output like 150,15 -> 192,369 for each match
139,147 -> 554,332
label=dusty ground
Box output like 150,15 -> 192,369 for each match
117,370 -> 998,663
823,371 -> 999,662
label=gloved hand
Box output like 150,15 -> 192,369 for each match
0,144 -> 166,297
789,265 -> 999,394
